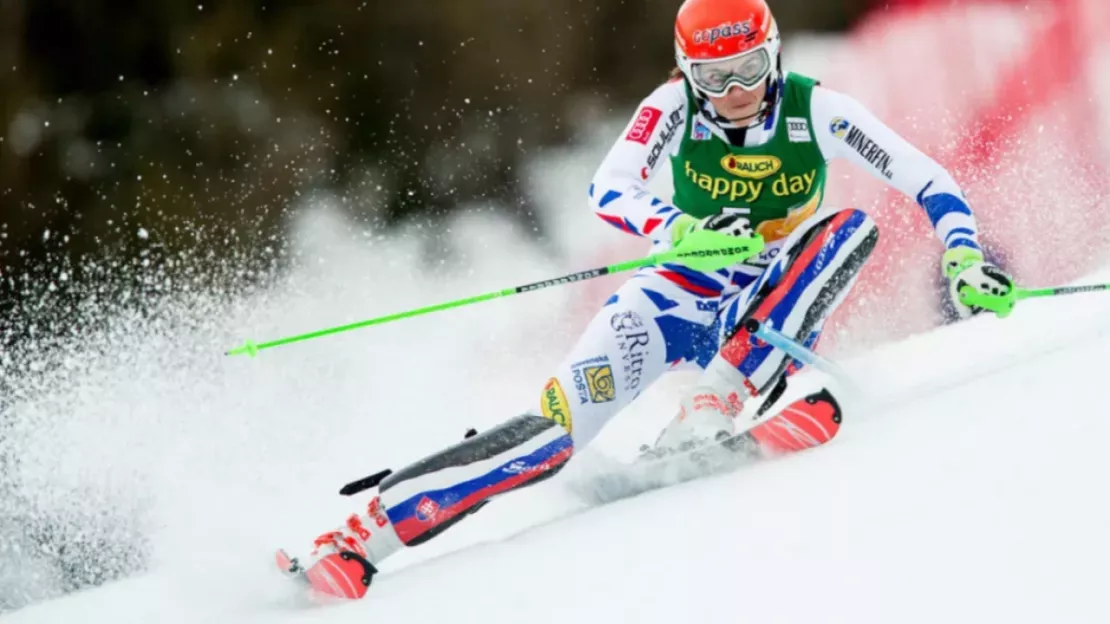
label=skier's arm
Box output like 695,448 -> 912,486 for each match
811,86 -> 980,252
587,81 -> 688,241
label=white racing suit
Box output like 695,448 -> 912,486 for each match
551,76 -> 980,449
291,74 -> 983,598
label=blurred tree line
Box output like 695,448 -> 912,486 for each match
1,0 -> 867,305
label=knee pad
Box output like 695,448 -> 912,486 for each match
378,414 -> 573,546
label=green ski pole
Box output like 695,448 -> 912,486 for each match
960,282 -> 1110,319
226,229 -> 764,357
1014,283 -> 1110,300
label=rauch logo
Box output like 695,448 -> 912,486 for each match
720,154 -> 782,179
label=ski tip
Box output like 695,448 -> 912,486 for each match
275,548 -> 300,576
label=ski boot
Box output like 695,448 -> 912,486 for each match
276,494 -> 404,600
649,385 -> 747,457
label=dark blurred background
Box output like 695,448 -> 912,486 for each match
0,0 -> 870,319
0,0 -> 871,609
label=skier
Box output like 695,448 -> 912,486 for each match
278,0 -> 1014,599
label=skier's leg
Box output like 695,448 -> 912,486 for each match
655,207 -> 879,450
287,414 -> 571,599
377,414 -> 572,546
545,263 -> 729,447
289,266 -> 731,597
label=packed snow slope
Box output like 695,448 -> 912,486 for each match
8,246 -> 1110,623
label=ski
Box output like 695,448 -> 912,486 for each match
574,385 -> 842,505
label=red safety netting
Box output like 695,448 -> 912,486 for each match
818,0 -> 1110,352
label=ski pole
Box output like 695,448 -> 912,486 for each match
226,229 -> 765,357
1014,283 -> 1110,300
959,282 -> 1110,319
742,318 -> 863,401
743,318 -> 846,380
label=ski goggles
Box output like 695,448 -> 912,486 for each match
688,45 -> 774,97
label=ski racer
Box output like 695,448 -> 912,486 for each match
277,0 -> 1015,599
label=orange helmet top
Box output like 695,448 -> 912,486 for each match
675,0 -> 777,62
674,0 -> 782,103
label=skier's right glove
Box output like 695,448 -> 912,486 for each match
670,212 -> 756,248
943,247 -> 1015,318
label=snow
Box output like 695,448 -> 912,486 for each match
7,213 -> 1110,623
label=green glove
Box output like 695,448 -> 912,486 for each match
942,246 -> 984,279
942,247 -> 1015,318
671,212 -> 756,248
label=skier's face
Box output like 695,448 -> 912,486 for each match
708,82 -> 767,123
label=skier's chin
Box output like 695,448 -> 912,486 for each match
723,105 -> 761,124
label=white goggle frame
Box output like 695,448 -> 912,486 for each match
688,44 -> 774,97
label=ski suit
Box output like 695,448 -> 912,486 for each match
545,72 -> 981,447
297,74 -> 986,592
367,72 -> 985,545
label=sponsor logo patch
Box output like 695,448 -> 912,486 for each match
415,496 -> 440,523
646,106 -> 684,169
572,367 -> 589,405
572,355 -> 610,368
692,20 -> 754,46
786,117 -> 810,143
610,312 -> 649,396
691,119 -> 712,141
720,154 -> 782,179
541,377 -> 573,433
844,127 -> 894,179
584,365 -> 616,403
829,117 -> 894,179
625,106 -> 663,144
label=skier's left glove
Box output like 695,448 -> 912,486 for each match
943,247 -> 1015,318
